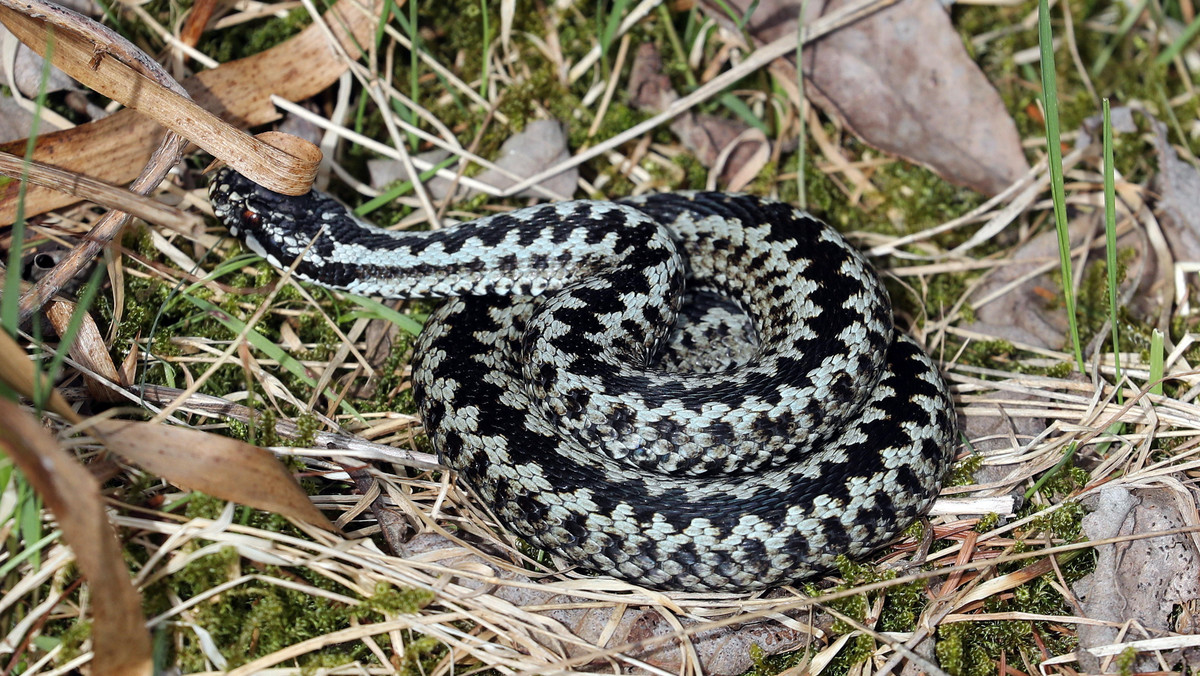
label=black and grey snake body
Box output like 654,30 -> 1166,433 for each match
209,167 -> 956,592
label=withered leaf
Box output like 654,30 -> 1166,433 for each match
91,419 -> 337,532
698,0 -> 1030,196
0,399 -> 152,676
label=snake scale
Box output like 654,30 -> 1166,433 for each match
209,166 -> 957,592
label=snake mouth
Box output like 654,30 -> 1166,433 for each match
207,167 -> 254,231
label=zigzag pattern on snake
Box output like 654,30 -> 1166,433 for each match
209,166 -> 957,592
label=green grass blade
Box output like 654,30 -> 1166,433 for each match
177,293 -> 361,416
480,0 -> 491,96
1150,328 -> 1164,395
1092,0 -> 1148,75
1102,99 -> 1122,395
340,294 -> 424,336
795,0 -> 809,210
0,527 -> 61,577
1025,442 -> 1077,500
658,5 -> 698,88
600,0 -> 628,60
1037,0 -> 1085,372
16,478 -> 43,570
354,154 -> 458,217
717,93 -> 768,133
2,36 -> 56,335
1156,14 -> 1200,65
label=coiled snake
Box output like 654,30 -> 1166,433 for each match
209,167 -> 957,592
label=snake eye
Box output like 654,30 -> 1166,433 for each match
241,209 -> 261,227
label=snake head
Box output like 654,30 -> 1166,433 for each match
208,166 -> 304,240
207,166 -> 356,281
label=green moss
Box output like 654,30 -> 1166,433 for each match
948,453 -> 984,487
958,339 -> 1017,369
672,154 -> 710,192
294,413 -> 322,446
397,635 -> 447,675
975,512 -> 1001,533
869,163 -> 987,241
140,511 -> 437,670
1116,645 -> 1138,675
50,619 -> 92,662
778,557 -> 933,674
1044,361 -> 1076,379
194,5 -> 313,63
352,582 -> 435,618
1028,500 -> 1086,541
775,140 -> 858,228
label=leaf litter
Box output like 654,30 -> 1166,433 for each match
2,0 -> 1200,673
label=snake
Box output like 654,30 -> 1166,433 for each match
209,166 -> 957,592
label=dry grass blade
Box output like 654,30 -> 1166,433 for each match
0,398 -> 151,676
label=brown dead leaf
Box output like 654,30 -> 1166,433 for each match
44,298 -> 123,402
1073,485 -> 1200,673
0,398 -> 151,676
0,325 -> 81,424
698,0 -> 1030,196
965,218 -> 1096,352
90,418 -> 338,532
628,42 -> 770,190
1152,114 -> 1200,263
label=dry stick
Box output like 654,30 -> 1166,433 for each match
0,151 -> 200,234
0,0 -> 324,323
0,0 -> 384,224
0,0 -> 319,195
499,0 -> 902,197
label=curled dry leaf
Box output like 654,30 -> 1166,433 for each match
698,0 -> 1030,196
1073,485 -> 1200,673
90,418 -> 338,532
406,534 -> 811,675
0,398 -> 152,676
628,42 -> 770,191
0,0 -> 318,196
0,0 -> 384,223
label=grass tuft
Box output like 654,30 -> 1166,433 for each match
1037,0 -> 1085,372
